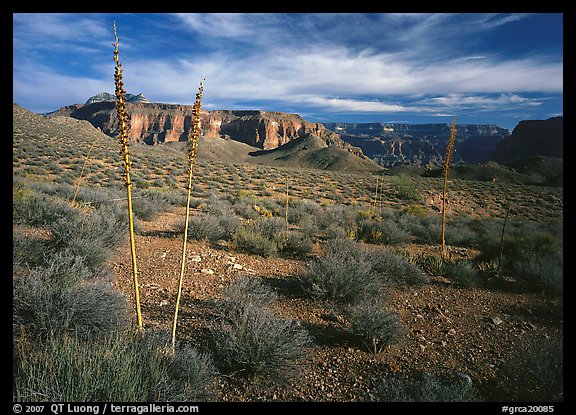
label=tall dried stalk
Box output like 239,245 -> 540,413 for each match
285,174 -> 289,234
71,137 -> 97,207
498,203 -> 511,271
172,79 -> 204,352
441,115 -> 457,259
113,22 -> 143,329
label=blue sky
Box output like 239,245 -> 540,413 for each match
13,13 -> 563,130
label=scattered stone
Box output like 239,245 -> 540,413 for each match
489,316 -> 503,326
189,255 -> 202,262
201,268 -> 214,275
454,371 -> 473,385
233,263 -> 243,270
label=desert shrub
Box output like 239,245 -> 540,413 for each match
232,217 -> 288,257
131,188 -> 174,221
358,218 -> 411,245
13,252 -> 127,339
403,204 -> 427,217
415,254 -> 450,277
445,260 -> 481,288
317,204 -> 358,232
443,215 -> 479,247
164,344 -> 217,401
390,175 -> 421,202
369,372 -> 483,402
403,214 -> 442,245
512,253 -> 563,295
209,278 -> 311,383
185,214 -> 225,242
278,231 -> 314,258
13,330 -> 216,402
234,228 -> 278,257
218,277 -> 278,313
502,337 -> 563,401
301,238 -> 375,303
476,220 -> 563,294
323,223 -> 350,240
47,204 -> 128,270
13,187 -> 78,226
364,249 -> 429,286
346,296 -> 403,354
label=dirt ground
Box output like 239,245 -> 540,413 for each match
111,207 -> 563,403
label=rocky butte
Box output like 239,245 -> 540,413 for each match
49,94 -> 365,159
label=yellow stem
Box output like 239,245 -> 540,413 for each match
71,138 -> 97,207
172,168 -> 194,351
172,80 -> 203,352
114,21 -> 142,330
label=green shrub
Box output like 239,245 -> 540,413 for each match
47,204 -> 128,270
13,330 -> 216,401
234,228 -> 278,257
446,260 -> 481,288
13,253 -> 127,339
278,231 -> 314,258
209,278 -> 311,383
365,249 -> 429,286
346,297 -> 403,353
390,175 -> 421,202
370,372 -> 483,402
301,238 -> 375,303
358,218 -> 411,245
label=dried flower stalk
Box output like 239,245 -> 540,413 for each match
172,79 -> 204,352
441,115 -> 457,259
114,22 -> 143,329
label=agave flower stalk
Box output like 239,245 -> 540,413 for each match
114,22 -> 143,329
441,115 -> 457,259
172,79 -> 204,352
71,137 -> 97,207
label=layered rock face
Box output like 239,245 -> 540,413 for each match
324,122 -> 510,166
489,117 -> 563,165
50,102 -> 365,158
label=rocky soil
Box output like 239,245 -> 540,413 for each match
110,206 -> 563,403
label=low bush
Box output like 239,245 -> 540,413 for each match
346,297 -> 403,354
13,330 -> 216,402
369,372 -> 483,402
278,231 -> 314,258
365,249 -> 429,286
445,260 -> 481,288
209,277 -> 311,383
234,228 -> 278,257
302,238 -> 375,303
13,251 -> 127,339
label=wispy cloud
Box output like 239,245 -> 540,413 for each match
12,12 -> 562,128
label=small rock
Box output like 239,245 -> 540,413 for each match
454,371 -> 473,386
159,299 -> 169,307
490,316 -> 503,326
447,328 -> 456,336
233,263 -> 243,270
189,255 -> 202,262
201,268 -> 214,275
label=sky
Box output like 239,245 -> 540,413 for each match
13,13 -> 563,131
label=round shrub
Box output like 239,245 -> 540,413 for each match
346,297 -> 403,354
209,277 -> 311,383
301,238 -> 375,303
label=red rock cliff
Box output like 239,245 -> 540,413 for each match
49,102 -> 365,158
